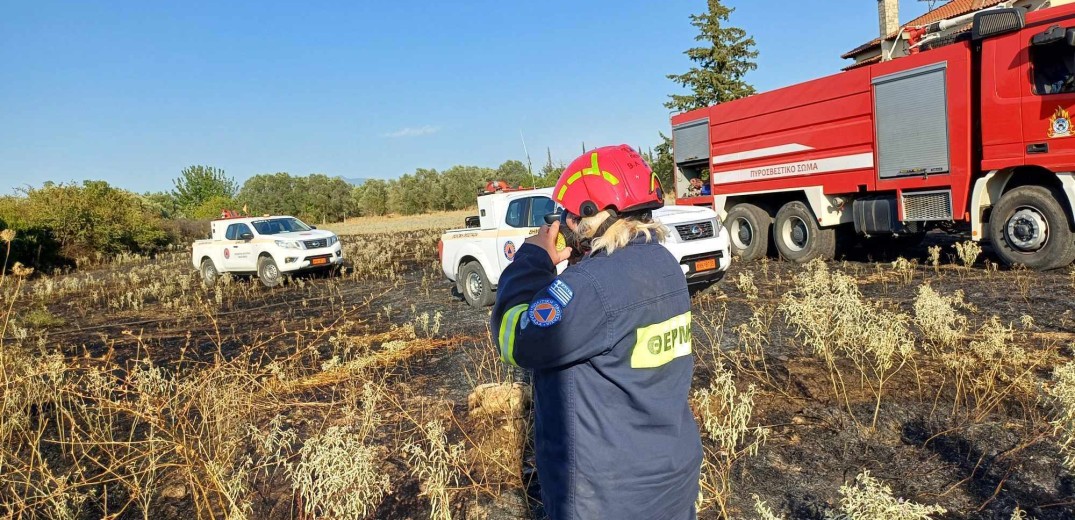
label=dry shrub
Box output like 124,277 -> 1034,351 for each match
1046,362 -> 1075,473
825,470 -> 946,519
940,317 -> 1041,418
891,257 -> 916,284
954,240 -> 981,268
692,365 -> 769,518
780,260 -> 915,428
735,271 -> 759,300
404,419 -> 466,520
927,246 -> 942,272
0,346 -> 83,520
61,356 -> 289,519
730,304 -> 776,383
1010,506 -> 1034,519
753,494 -> 785,520
290,426 -> 390,520
913,285 -> 969,350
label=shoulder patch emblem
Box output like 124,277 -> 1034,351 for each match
528,298 -> 562,328
547,279 -> 574,307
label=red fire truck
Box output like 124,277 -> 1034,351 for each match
672,3 -> 1075,270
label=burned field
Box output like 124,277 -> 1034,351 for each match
2,222 -> 1075,520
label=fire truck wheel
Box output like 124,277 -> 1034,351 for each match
989,185 -> 1075,270
774,201 -> 836,263
725,203 -> 770,261
459,261 -> 495,307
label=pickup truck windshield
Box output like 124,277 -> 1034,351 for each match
251,218 -> 312,235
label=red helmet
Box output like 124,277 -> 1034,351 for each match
553,145 -> 663,217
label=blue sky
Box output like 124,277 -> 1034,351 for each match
0,1 -> 931,195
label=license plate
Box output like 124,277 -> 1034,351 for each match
311,257 -> 328,266
694,258 -> 716,272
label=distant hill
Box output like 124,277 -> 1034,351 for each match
343,177 -> 372,186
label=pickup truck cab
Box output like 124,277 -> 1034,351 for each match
192,215 -> 343,287
438,188 -> 731,306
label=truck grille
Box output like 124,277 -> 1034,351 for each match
675,221 -> 714,241
303,239 -> 327,249
902,190 -> 953,221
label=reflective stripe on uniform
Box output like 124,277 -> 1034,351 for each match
499,304 -> 529,366
630,311 -> 692,368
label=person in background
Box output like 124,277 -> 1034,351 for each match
491,144 -> 702,520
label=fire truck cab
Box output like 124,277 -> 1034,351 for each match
672,3 -> 1075,270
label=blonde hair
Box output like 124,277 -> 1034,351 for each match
577,210 -> 667,256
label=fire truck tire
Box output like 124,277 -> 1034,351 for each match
459,261 -> 495,307
988,185 -> 1075,270
774,201 -> 835,263
725,203 -> 771,261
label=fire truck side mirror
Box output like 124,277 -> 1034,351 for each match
972,8 -> 1025,41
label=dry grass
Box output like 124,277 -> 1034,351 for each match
1047,362 -> 1075,472
324,209 -> 474,236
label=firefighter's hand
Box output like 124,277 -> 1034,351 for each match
526,220 -> 572,265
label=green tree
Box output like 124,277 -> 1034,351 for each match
644,133 -> 675,195
388,174 -> 423,215
496,160 -> 533,188
143,191 -> 178,218
172,165 -> 238,216
238,172 -> 304,216
441,165 -> 490,209
304,174 -> 353,224
353,179 -> 389,216
665,0 -> 758,112
538,148 -> 565,187
189,195 -> 238,220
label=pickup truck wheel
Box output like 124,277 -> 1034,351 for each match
774,201 -> 835,263
257,256 -> 284,288
725,203 -> 770,261
200,258 -> 219,287
459,262 -> 495,307
989,185 -> 1075,270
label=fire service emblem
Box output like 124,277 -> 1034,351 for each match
1049,106 -> 1072,138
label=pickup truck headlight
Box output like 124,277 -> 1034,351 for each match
275,240 -> 303,249
327,235 -> 338,246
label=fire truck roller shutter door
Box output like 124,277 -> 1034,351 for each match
873,63 -> 951,179
773,201 -> 836,263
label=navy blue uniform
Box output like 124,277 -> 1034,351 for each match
491,237 -> 702,520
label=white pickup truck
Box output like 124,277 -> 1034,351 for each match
438,188 -> 731,306
192,215 -> 343,287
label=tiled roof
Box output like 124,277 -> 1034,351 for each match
842,0 -> 1005,58
841,55 -> 882,71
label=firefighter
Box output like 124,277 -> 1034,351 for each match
491,145 -> 702,520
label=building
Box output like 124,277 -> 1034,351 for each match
842,0 -> 1070,70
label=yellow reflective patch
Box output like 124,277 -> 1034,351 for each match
556,153 -> 621,202
630,311 -> 692,368
499,304 -> 528,366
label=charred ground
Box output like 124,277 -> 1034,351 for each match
2,225 -> 1074,520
